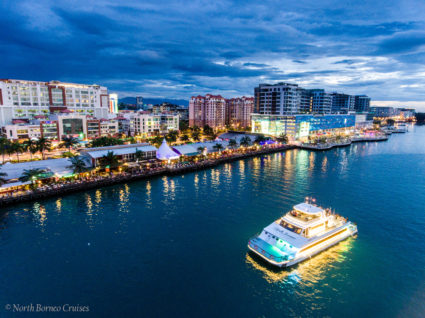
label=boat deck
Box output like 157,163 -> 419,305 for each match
248,237 -> 291,263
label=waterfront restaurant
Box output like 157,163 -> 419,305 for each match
80,143 -> 157,167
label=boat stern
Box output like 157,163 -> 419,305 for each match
247,237 -> 295,267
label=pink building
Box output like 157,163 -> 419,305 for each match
189,94 -> 226,128
226,97 -> 254,128
189,94 -> 254,129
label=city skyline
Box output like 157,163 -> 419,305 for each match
1,1 -> 425,111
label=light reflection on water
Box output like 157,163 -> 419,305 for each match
0,127 -> 424,318
246,238 -> 354,285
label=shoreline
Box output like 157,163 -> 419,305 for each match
0,145 -> 295,208
0,135 -> 394,207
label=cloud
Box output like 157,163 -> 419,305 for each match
377,31 -> 425,54
0,0 -> 424,111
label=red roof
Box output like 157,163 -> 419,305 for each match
60,109 -> 72,113
34,115 -> 47,119
13,119 -> 27,124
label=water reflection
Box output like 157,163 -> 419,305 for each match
246,238 -> 354,284
32,202 -> 47,227
55,199 -> 62,213
146,181 -> 152,207
95,190 -> 102,204
85,194 -> 93,215
118,184 -> 130,213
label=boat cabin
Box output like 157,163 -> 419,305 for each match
279,203 -> 328,238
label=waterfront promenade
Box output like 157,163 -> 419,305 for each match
0,144 -> 294,207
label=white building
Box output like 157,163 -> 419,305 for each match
131,112 -> 179,136
2,124 -> 41,140
0,79 -> 110,126
100,120 -> 119,136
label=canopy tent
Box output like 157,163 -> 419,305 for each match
172,144 -> 200,157
156,139 -> 180,160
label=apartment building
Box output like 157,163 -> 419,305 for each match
189,94 -> 226,128
226,97 -> 254,128
0,79 -> 110,126
131,112 -> 179,137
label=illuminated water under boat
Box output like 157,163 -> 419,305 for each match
248,199 -> 358,268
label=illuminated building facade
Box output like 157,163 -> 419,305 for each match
226,97 -> 254,128
109,93 -> 118,114
189,94 -> 226,128
131,113 -> 179,137
0,79 -> 110,126
251,114 -> 355,139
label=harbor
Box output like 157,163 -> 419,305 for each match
0,129 -> 395,206
0,125 -> 423,317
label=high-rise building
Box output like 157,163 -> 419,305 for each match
0,79 -> 110,126
254,83 -> 300,115
309,89 -> 332,114
189,94 -> 226,128
254,83 -> 369,115
298,88 -> 313,113
226,97 -> 254,128
354,95 -> 371,113
136,96 -> 143,109
330,93 -> 355,114
109,93 -> 118,114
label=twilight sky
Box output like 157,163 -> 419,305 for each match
1,0 -> 425,110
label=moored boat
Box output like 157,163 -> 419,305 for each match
248,199 -> 357,267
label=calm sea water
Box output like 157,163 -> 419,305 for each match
1,125 -> 425,317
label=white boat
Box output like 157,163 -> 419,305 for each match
393,123 -> 408,133
248,200 -> 357,267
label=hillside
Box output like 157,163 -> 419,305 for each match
120,97 -> 189,107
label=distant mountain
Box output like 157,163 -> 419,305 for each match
119,97 -> 189,107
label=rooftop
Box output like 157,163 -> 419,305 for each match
293,203 -> 324,214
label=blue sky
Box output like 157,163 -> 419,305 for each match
1,0 -> 425,110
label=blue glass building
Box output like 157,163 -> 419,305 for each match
251,114 -> 355,138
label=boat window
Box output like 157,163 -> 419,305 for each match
280,220 -> 303,234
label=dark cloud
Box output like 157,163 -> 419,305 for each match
0,0 -> 424,107
377,31 -> 425,54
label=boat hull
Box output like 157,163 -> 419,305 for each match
248,226 -> 357,268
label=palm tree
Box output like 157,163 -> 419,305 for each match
68,156 -> 88,174
99,151 -> 119,169
36,137 -> 52,160
150,136 -> 163,148
197,146 -> 205,155
60,136 -> 79,153
23,139 -> 38,161
192,131 -> 201,141
228,139 -> 237,149
180,134 -> 189,142
254,135 -> 267,145
134,148 -> 144,162
11,141 -> 24,162
0,138 -> 11,164
213,143 -> 224,153
203,125 -> 214,136
278,133 -> 288,144
240,136 -> 251,147
19,168 -> 46,185
0,170 -> 8,186
192,125 -> 201,133
166,130 -> 179,144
